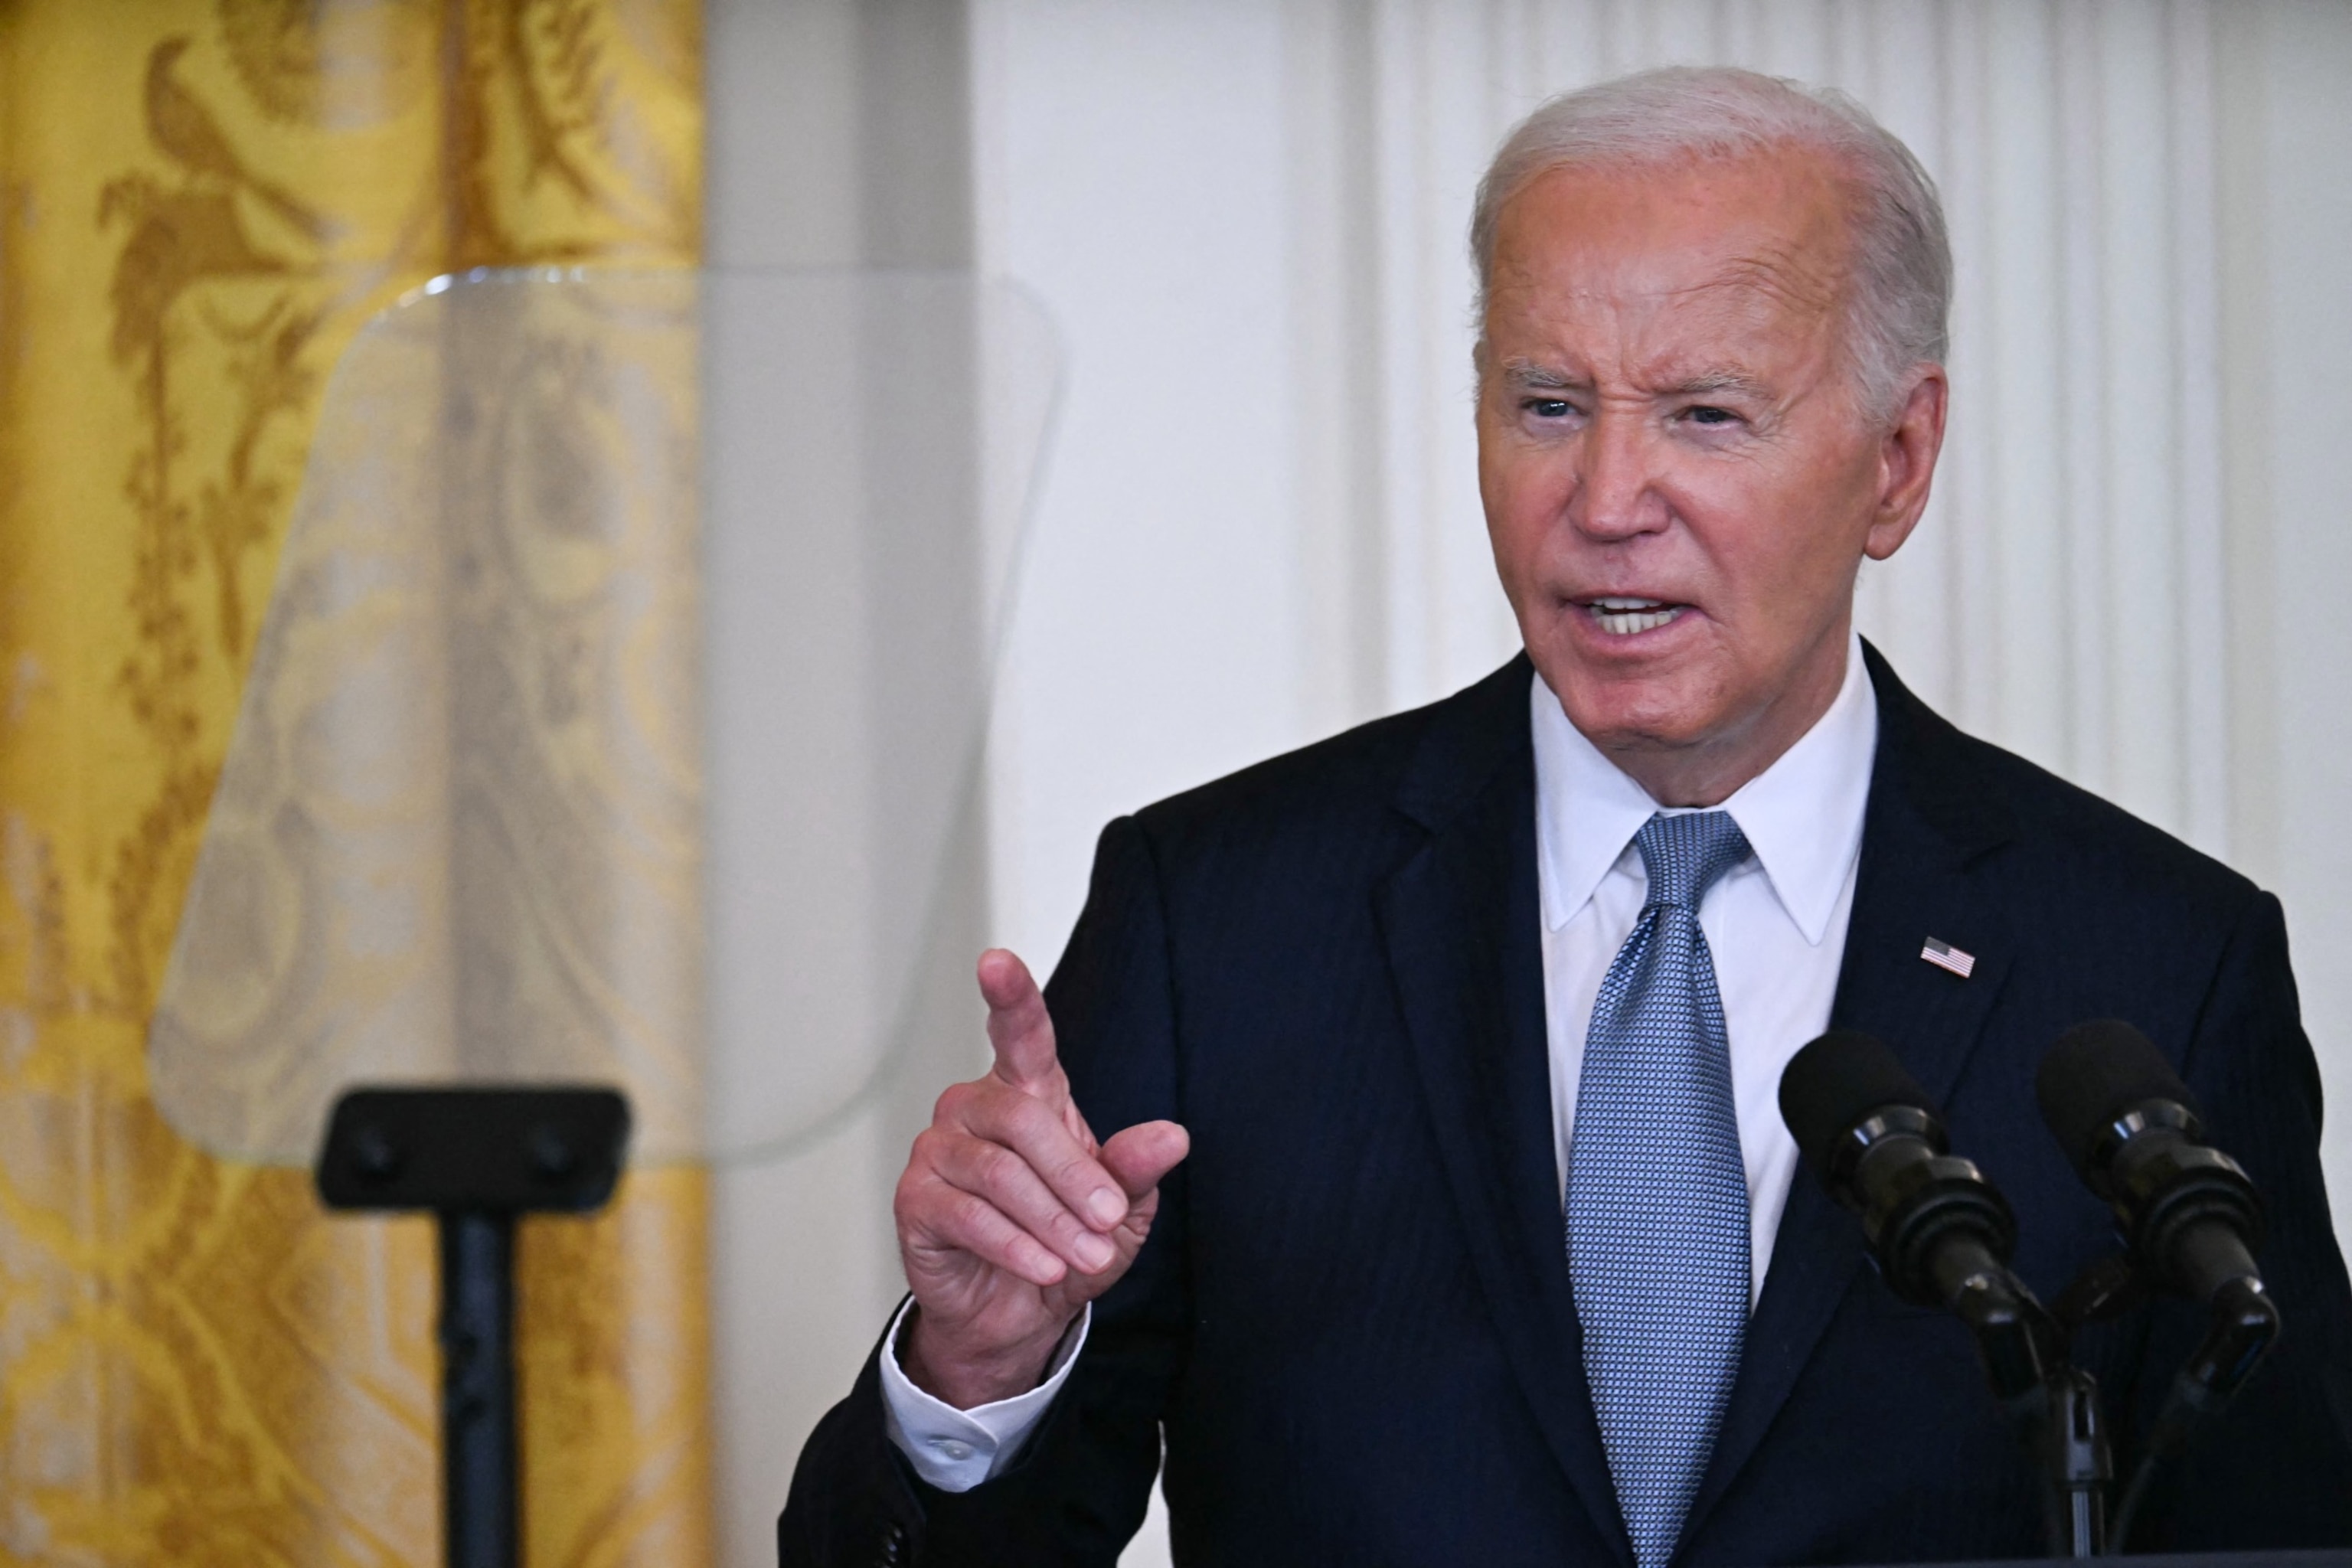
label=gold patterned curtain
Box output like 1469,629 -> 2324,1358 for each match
0,2 -> 711,1562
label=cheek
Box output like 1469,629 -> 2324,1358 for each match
1676,463 -> 1867,612
1480,452 -> 1573,581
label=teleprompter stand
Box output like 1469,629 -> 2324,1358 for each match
316,1086 -> 632,1568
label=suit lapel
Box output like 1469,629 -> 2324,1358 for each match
1683,645 -> 2018,1544
1373,658 -> 1634,1567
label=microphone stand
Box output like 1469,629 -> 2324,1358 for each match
2043,1248 -> 2283,1556
2105,1275 -> 2281,1551
1938,1246 -> 2288,1554
1934,1244 -> 2111,1557
2036,1367 -> 2112,1558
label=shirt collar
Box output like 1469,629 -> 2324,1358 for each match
1530,634 -> 1878,946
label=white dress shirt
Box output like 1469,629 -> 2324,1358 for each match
877,1294 -> 1091,1491
1533,634 -> 1876,1300
880,635 -> 1879,1490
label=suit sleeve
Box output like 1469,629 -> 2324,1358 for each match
779,815 -> 1191,1566
2130,889 -> 2352,1550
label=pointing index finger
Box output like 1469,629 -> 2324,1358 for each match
978,948 -> 1061,1093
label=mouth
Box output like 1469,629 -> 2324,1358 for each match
1576,595 -> 1690,636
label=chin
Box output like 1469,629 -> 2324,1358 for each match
1534,640 -> 1723,751
1549,671 -> 1723,755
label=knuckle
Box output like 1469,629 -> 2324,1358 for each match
974,1143 -> 1021,1191
1008,1094 -> 1061,1145
893,1169 -> 939,1228
947,1191 -> 1004,1242
911,1128 -> 968,1182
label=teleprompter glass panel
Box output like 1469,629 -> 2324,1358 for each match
149,269 -> 1060,1165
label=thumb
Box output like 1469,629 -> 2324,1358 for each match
1099,1119 -> 1191,1200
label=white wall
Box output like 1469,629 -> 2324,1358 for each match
972,0 -> 1352,965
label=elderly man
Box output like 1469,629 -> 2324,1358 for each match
781,67 -> 2352,1565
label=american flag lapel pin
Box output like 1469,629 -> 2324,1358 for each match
1921,936 -> 1976,979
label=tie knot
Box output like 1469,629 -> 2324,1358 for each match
1632,811 -> 1751,913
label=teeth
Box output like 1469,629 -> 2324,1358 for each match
1587,599 -> 1683,635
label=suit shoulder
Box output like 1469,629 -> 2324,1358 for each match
1867,647 -> 2268,930
1938,717 -> 2262,920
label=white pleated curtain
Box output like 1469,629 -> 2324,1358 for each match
1344,0 -> 2236,862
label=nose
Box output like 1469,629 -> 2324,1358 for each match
1570,406 -> 1668,541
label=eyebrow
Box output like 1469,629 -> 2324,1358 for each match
1499,358 -> 1769,401
1660,369 -> 1771,400
1499,358 -> 1581,391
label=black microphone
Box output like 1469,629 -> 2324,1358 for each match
1781,1030 -> 2020,1305
2037,1020 -> 2284,1549
1780,1031 -> 2056,1401
2035,1020 -> 2269,1311
1785,1031 -> 2112,1553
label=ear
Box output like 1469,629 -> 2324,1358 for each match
1862,366 -> 1949,562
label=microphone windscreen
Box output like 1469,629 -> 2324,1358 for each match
2036,1019 -> 2200,1180
1779,1030 -> 1935,1180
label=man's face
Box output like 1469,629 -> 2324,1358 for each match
1477,148 -> 1939,800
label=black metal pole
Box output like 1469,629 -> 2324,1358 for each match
438,1208 -> 518,1568
320,1089 -> 627,1567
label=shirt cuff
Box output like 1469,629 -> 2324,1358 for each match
877,1298 -> 1092,1493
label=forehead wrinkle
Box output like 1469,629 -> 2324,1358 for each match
1650,246 -> 1845,319
1697,199 -> 1854,307
1489,240 -> 1849,400
1494,243 -> 1845,347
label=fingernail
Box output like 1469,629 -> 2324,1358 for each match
1075,1233 -> 1115,1271
1088,1188 -> 1126,1227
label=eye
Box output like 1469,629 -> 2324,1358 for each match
1684,404 -> 1738,427
1524,398 -> 1573,420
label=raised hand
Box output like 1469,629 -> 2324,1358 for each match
893,949 -> 1190,1409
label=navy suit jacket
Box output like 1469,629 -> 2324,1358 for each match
780,648 -> 2352,1566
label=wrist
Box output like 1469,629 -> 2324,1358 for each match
900,1306 -> 1073,1410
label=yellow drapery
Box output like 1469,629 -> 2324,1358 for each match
0,2 -> 713,1562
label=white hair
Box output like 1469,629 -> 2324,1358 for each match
1469,66 -> 1952,424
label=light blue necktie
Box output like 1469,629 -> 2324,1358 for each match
1566,811 -> 1753,1568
